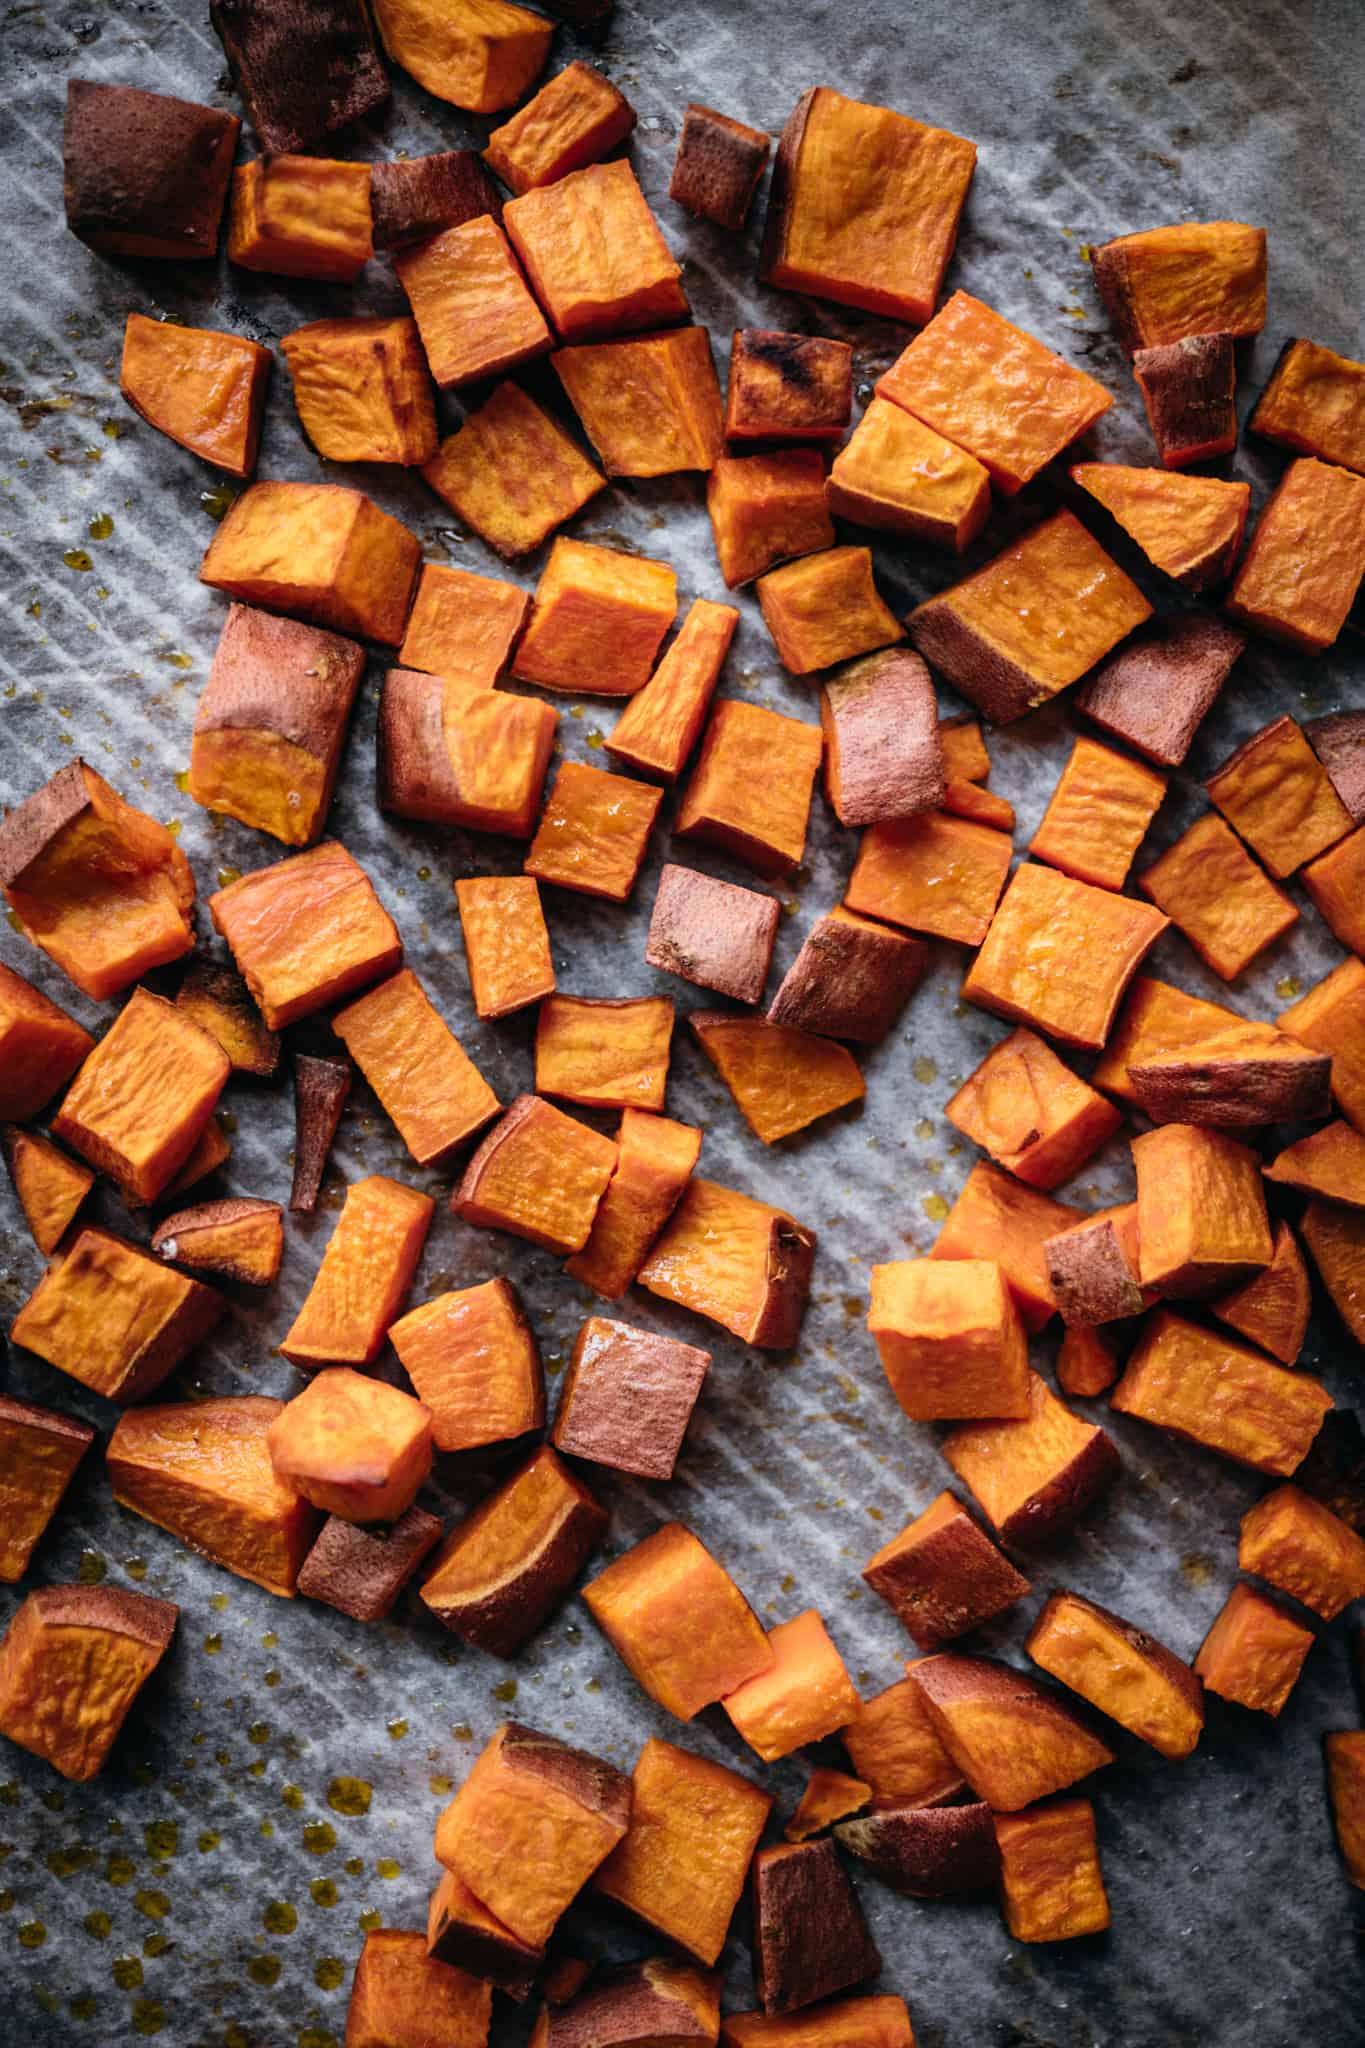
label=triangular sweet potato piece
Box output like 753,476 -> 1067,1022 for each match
1268,1121 -> 1365,1208
1071,463 -> 1249,590
1,1125 -> 94,1254
1211,1220 -> 1311,1366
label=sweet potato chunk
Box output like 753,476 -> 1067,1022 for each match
841,1674 -> 966,1810
532,1962 -> 719,2048
670,103 -> 770,230
175,959 -> 279,1079
931,1162 -> 1081,1332
845,811 -> 1011,948
1090,220 -> 1266,352
0,761 -> 195,1002
943,1370 -> 1119,1548
152,1196 -> 283,1288
768,908 -> 925,1046
723,1610 -> 860,1763
1269,1122 -> 1365,1209
637,1176 -> 815,1348
1097,974 -> 1290,1100
1045,1206 -> 1147,1327
1133,333 -> 1237,467
536,995 -> 673,1112
0,1585 -> 177,1782
120,312 -> 270,479
1132,1124 -> 1272,1299
333,968 -> 498,1167
1239,1485 -> 1365,1621
347,1928 -> 492,2048
786,1771 -> 870,1843
870,1258 -> 1028,1423
908,1654 -> 1114,1812
396,216 -> 551,389
1139,813 -> 1296,982
677,701 -> 822,878
1029,737 -> 1165,892
863,1491 -> 1029,1650
1193,1581 -> 1313,1716
724,330 -> 852,444
1302,819 -> 1365,959
391,1278 -> 543,1454
837,1801 -> 999,1900
281,314 -> 436,464
995,1798 -> 1110,1942
565,1108 -> 701,1300
12,1227 -> 222,1403
209,0 -> 389,155
487,60 -> 635,194
821,647 -> 943,829
528,753 -> 661,889
963,862 -> 1169,1052
707,449 -> 834,590
200,480 -> 420,644
0,964 -> 93,1119
907,511 -> 1151,724
595,1737 -> 771,1966
1,1126 -> 93,1255
505,160 -> 686,342
721,1999 -> 911,2048
369,0 -> 550,111
1026,1591 -> 1203,1759
584,1522 -> 772,1721
879,291 -> 1111,495
556,327 -> 724,479
552,1316 -> 709,1478
607,599 -> 738,783
426,1868 -> 541,1998
646,864 -> 779,1005
1281,958 -> 1365,1131
211,841 -> 401,1030
945,1029 -> 1121,1193
1228,458 -> 1365,655
829,396 -> 990,549
435,1722 -> 630,1946
422,380 -> 605,558
1250,337 -> 1365,474
0,1396 -> 94,1583
757,546 -> 900,676
421,1444 -> 605,1653
399,564 -> 528,687
690,1012 -> 864,1145
290,1052 -> 351,1213
108,1396 -> 319,1595
455,876 -> 553,1020
1212,1220 -> 1310,1367
751,1838 -> 880,2016
454,1094 -> 617,1254
282,1175 -> 433,1368
514,538 -> 677,697
372,149 -> 501,249
1077,615 -> 1245,768
228,153 -> 371,281
379,668 -> 558,837
1325,1733 -> 1365,1889
760,86 -> 974,326
1303,1200 -> 1365,1348
63,78 -> 238,260
1071,463 -> 1249,590
268,1368 -> 433,1525
1111,1311 -> 1331,1476
1207,712 -> 1352,876
1131,1033 -> 1331,1130
1056,1323 -> 1123,1400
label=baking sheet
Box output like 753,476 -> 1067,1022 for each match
1,0 -> 1363,2041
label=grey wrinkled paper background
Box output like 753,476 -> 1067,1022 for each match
1,0 -> 1363,2042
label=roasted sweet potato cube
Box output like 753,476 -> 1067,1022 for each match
724,330 -> 852,444
1250,337 -> 1365,475
1056,1323 -> 1123,1399
767,908 -> 925,1046
646,864 -> 779,1005
594,1736 -> 771,1966
942,780 -> 1014,830
505,160 -> 687,342
552,1316 -> 709,1479
1239,1485 -> 1365,1621
0,1585 -> 177,1782
1029,736 -> 1165,892
908,1653 -> 1113,1812
1326,1732 -> 1365,1889
1111,1311 -> 1332,1476
421,1444 -> 606,1653
0,1395 -> 94,1583
1133,333 -> 1237,467
707,450 -> 834,589
163,1115 -> 231,1199
526,760 -> 662,903
1026,1591 -> 1203,1759
964,862 -> 1169,1052
945,1029 -> 1121,1193
879,291 -> 1111,496
108,1396 -> 319,1595
841,1673 -> 965,1810
584,1522 -> 772,1721
677,701 -> 822,880
1133,1124 -> 1272,1299
200,480 -> 420,645
723,1610 -> 860,1763
1097,974 -> 1293,1100
268,1367 -> 433,1525
721,1998 -> 912,2048
836,398 -> 992,557
751,1839 -> 879,2016
396,216 -> 551,389
63,78 -> 238,260
290,1052 -> 351,1213
870,1258 -> 1028,1423
422,380 -> 605,558
690,1012 -> 864,1145
1272,1123 -> 1365,1208
0,964 -> 93,1119
637,1176 -> 815,1348
932,1163 -> 1080,1333
486,60 -> 636,194
1139,813 -> 1297,982
757,546 -> 900,676
12,1227 -> 222,1403
346,1927 -> 492,2048
333,968 -> 498,1167
228,153 -> 371,281
426,1868 -> 542,1998
943,1370 -> 1119,1548
555,327 -> 724,479
863,1490 -> 1029,1649
532,1963 -> 719,2048
1045,1206 -> 1147,1327
514,539 -> 677,698
454,1094 -> 617,1253
379,669 -> 557,837
390,1277 -> 543,1453
670,102 -> 770,230
1207,712 -> 1352,876
370,0 -> 550,110
845,811 -> 1012,947
1091,220 -> 1266,352
372,149 -> 501,250
907,510 -> 1151,724
785,1770 -> 871,1843
0,761 -> 195,1002
536,995 -> 673,1112
399,564 -> 529,687
994,1797 -> 1110,1942
1,1125 -> 93,1255
1228,458 -> 1365,655
175,959 -> 279,1079
837,1800 -> 999,1900
1131,1021 -> 1330,1129
435,1722 -> 630,1946
209,0 -> 388,155
821,647 -> 943,829
1071,464 -> 1250,591
566,1108 -> 700,1300
1302,820 -> 1365,958
281,315 -> 436,465
1281,958 -> 1365,1131
1212,1220 -> 1311,1367
456,876 -> 554,1019
1077,615 -> 1245,768
120,312 -> 271,480
152,1196 -> 283,1288
761,86 -> 974,325
607,599 -> 738,783
1193,1581 -> 1314,1716
211,842 -> 401,1031
281,1176 -> 431,1370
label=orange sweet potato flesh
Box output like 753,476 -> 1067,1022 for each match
931,1162 -> 1082,1333
785,1769 -> 871,1842
1325,1731 -> 1365,1888
1212,1220 -> 1311,1366
995,1797 -> 1110,1942
0,760 -> 196,1001
1281,958 -> 1365,1132
1301,1198 -> 1365,1346
722,1994 -> 913,2048
943,1370 -> 1119,1549
756,545 -> 901,676
52,987 -> 229,1204
390,1278 -> 544,1454
281,1174 -> 434,1369
582,1522 -> 773,1721
210,841 -> 402,1031
1026,1591 -> 1203,1760
828,396 -> 990,550
1096,975 -> 1286,1104
422,379 -> 606,560
862,1491 -> 1030,1650
455,876 -> 554,1022
107,1397 -> 320,1597
1302,821 -> 1365,957
879,292 -> 1112,494
1,1126 -> 93,1255
165,1114 -> 231,1197
395,215 -> 551,389
427,1866 -> 543,1999
399,564 -> 529,686
11,1228 -> 223,1404
525,760 -> 662,900
1070,464 -> 1250,591
280,315 -> 436,465
566,1109 -> 700,1299
1139,813 -> 1297,981
536,995 -> 673,1113
690,1012 -> 863,1144
0,1395 -> 94,1583
1056,1323 -> 1123,1399
1228,458 -> 1365,655
944,1027 -> 1121,1191
504,160 -> 687,343
530,1959 -> 719,2048
267,1368 -> 433,1525
1029,736 -> 1165,892
870,1259 -> 1029,1422
908,1653 -> 1114,1812
1111,1310 -> 1332,1476
514,538 -> 677,698
677,701 -> 822,879
369,0 -> 550,112
708,448 -> 834,590
637,1176 -> 815,1349
723,1609 -> 861,1763
1250,338 -> 1365,475
1206,713 -> 1352,876
151,1196 -> 283,1288
200,481 -> 421,645
175,959 -> 280,1079
378,669 -> 557,837
1239,1484 -> 1365,1621
1090,221 -> 1266,352
841,1671 -> 966,1810
455,1094 -> 617,1254
0,963 -> 93,1117
594,1736 -> 772,1966
607,599 -> 738,782
554,327 -> 724,479
121,311 -> 271,478
228,154 -> 372,281
1193,1582 -> 1313,1715
0,1585 -> 177,1782
350,1928 -> 493,2047
845,811 -> 1011,948
485,59 -> 635,193
333,968 -> 499,1166
724,330 -> 853,444
1133,1123 -> 1273,1298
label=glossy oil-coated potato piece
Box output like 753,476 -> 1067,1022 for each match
0,963 -> 93,1117
1111,1311 -> 1332,1476
12,1228 -> 223,1404
607,599 -> 738,782
0,1395 -> 94,1583
724,329 -> 852,443
995,1797 -> 1110,1942
0,1585 -> 177,1782
1090,220 -> 1266,352
1,1124 -> 94,1255
785,1769 -> 870,1841
908,1653 -> 1114,1812
426,1866 -> 542,1998
536,995 -> 673,1112
455,876 -> 554,1019
504,159 -> 687,342
1133,1123 -> 1273,1298
1238,1485 -> 1365,1620
945,1028 -> 1121,1191
455,1095 -> 617,1255
841,1672 -> 967,1810
583,1522 -> 773,1722
63,78 -> 239,260
690,1012 -> 864,1144
423,381 -> 605,559
677,701 -> 822,878
944,1371 -> 1120,1549
931,1162 -> 1082,1332
399,564 -> 529,686
281,315 -> 436,465
565,1108 -> 701,1301
1206,712 -> 1353,874
228,153 -> 372,281
756,546 -> 900,676
845,811 -> 1012,948
390,1277 -> 544,1454
1250,337 -> 1365,474
1077,615 -> 1245,767
1194,1582 -> 1314,1716
53,986 -> 227,1204
211,842 -> 402,1030
828,395 -> 990,548
556,327 -> 724,479
378,669 -> 557,837
267,1368 -> 433,1526
514,539 -> 677,697
1281,958 -> 1365,1131
200,480 -> 421,644
637,1176 -> 816,1348
707,450 -> 834,589
1212,1220 -> 1311,1367
396,215 -> 551,389
486,59 -> 636,193
1071,463 -> 1250,589
369,0 -> 551,111
1227,459 -> 1365,655
670,102 -> 770,229
862,1491 -> 1030,1650
1026,1591 -> 1203,1759
121,312 -> 271,478
281,1175 -> 433,1368
1028,736 -> 1165,892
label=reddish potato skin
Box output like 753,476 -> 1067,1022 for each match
646,863 -> 780,1004
1307,712 -> 1365,824
420,1450 -> 608,1655
670,103 -> 771,231
1128,1051 -> 1332,1128
768,912 -> 926,1044
835,1800 -> 1000,1897
862,1495 -> 1030,1650
290,1053 -> 352,1213
1045,1218 -> 1146,1326
371,151 -> 502,248
534,1961 -> 720,2048
1077,616 -> 1246,768
151,1196 -> 283,1287
750,1838 -> 881,2016
1133,334 -> 1237,467
64,80 -> 240,260
297,1506 -> 443,1621
820,649 -> 945,827
209,0 -> 389,156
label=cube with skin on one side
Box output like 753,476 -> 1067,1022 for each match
175,959 -> 279,1080
120,312 -> 271,478
290,1053 -> 351,1214
1307,712 -> 1365,822
208,0 -> 390,157
820,647 -> 944,828
724,329 -> 852,444
152,1197 -> 284,1289
1070,464 -> 1251,590
637,1177 -> 815,1349
862,1492 -> 1030,1650
0,1395 -> 94,1583
1132,1123 -> 1273,1299
551,1316 -> 710,1479
749,1838 -> 881,2016
1077,616 -> 1246,768
583,1522 -> 773,1722
0,1585 -> 178,1782
1089,220 -> 1267,353
1026,1591 -> 1204,1759
944,1370 -> 1120,1549
1044,1205 -> 1148,1327
869,1258 -> 1030,1422
0,963 -> 93,1119
378,669 -> 558,839
390,1278 -> 544,1455
267,1368 -> 433,1525
908,1653 -> 1114,1812
646,865 -> 780,1005
63,78 -> 239,261
1132,333 -> 1237,467
533,1962 -> 721,2048
932,1162 -> 1082,1332
670,102 -> 770,230
425,1866 -> 542,1998
836,1801 -> 1000,1901
767,910 -> 926,1046
296,1505 -> 443,1624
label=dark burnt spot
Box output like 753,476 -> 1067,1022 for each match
745,331 -> 817,390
